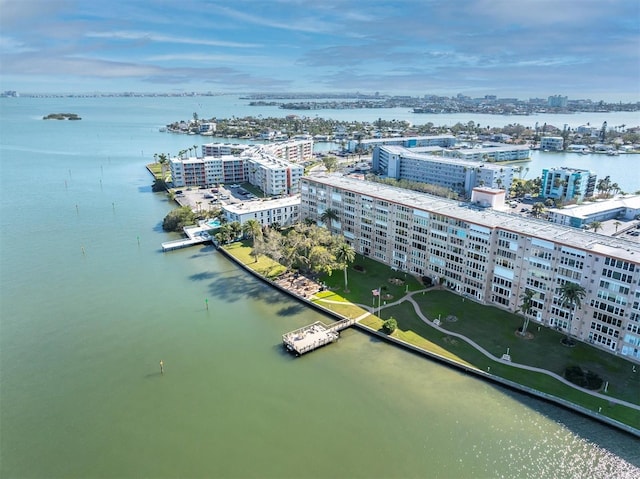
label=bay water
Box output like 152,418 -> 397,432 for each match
1,96 -> 639,478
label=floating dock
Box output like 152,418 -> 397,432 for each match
283,318 -> 356,356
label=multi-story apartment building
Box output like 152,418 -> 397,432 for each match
171,140 -> 311,191
541,167 -> 597,203
373,145 -> 514,197
300,175 -> 640,362
445,144 -> 531,162
347,135 -> 457,153
244,153 -> 304,196
222,195 -> 300,227
548,95 -> 568,108
202,143 -> 251,157
249,139 -> 314,163
170,155 -> 243,187
540,136 -> 564,151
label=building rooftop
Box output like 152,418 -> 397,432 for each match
549,195 -> 640,219
305,175 -> 640,262
455,144 -> 531,154
380,146 -> 510,171
360,134 -> 455,145
223,195 -> 300,215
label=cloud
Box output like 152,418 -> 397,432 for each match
86,30 -> 259,48
0,0 -> 637,99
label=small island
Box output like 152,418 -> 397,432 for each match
43,113 -> 82,120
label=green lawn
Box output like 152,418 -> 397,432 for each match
223,245 -> 640,428
224,241 -> 286,279
146,163 -> 162,178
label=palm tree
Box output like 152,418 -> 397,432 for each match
157,153 -> 169,181
517,289 -> 537,336
589,221 -> 602,233
228,221 -> 242,241
558,281 -> 586,346
193,144 -> 199,159
531,202 -> 545,218
335,242 -> 356,292
320,208 -> 339,232
242,219 -> 262,244
614,221 -> 622,233
242,219 -> 263,262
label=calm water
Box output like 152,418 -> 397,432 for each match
1,97 -> 639,478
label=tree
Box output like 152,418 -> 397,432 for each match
242,219 -> 262,246
157,153 -> 169,181
320,208 -> 339,232
228,221 -> 242,241
243,219 -> 263,262
531,202 -> 545,218
589,221 -> 602,233
308,245 -> 334,276
214,225 -> 233,245
558,281 -> 586,346
322,155 -> 338,172
517,289 -> 536,336
162,206 -> 196,232
383,317 -> 397,334
335,242 -> 356,292
614,221 -> 621,233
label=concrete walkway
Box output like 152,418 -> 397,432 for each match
315,289 -> 640,412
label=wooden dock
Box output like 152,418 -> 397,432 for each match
283,318 -> 356,356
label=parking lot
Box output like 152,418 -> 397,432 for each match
173,184 -> 262,211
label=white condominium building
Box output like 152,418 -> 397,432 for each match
249,139 -> 314,163
171,139 -> 312,191
300,174 -> 640,362
540,136 -> 564,151
347,135 -> 457,153
170,155 -> 244,187
202,143 -> 251,157
222,195 -> 300,227
446,144 -> 531,162
244,153 -> 304,196
373,145 -> 514,197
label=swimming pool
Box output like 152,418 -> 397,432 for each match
207,218 -> 221,228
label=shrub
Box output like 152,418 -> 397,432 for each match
564,365 -> 603,390
383,317 -> 397,334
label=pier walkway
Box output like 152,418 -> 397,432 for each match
161,224 -> 212,252
283,317 -> 356,356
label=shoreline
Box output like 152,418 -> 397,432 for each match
215,243 -> 640,438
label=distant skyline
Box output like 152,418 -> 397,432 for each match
1,0 -> 638,101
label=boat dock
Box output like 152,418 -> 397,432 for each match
283,318 -> 356,356
161,224 -> 212,252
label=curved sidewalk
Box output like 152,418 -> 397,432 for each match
316,289 -> 640,412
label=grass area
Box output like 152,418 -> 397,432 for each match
224,241 -> 285,278
319,254 -> 423,307
223,244 -> 640,428
146,163 -> 162,178
407,290 -> 640,403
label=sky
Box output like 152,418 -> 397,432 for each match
1,0 -> 639,101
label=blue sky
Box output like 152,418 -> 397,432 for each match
1,0 -> 638,100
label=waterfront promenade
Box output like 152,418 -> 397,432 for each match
216,244 -> 640,437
